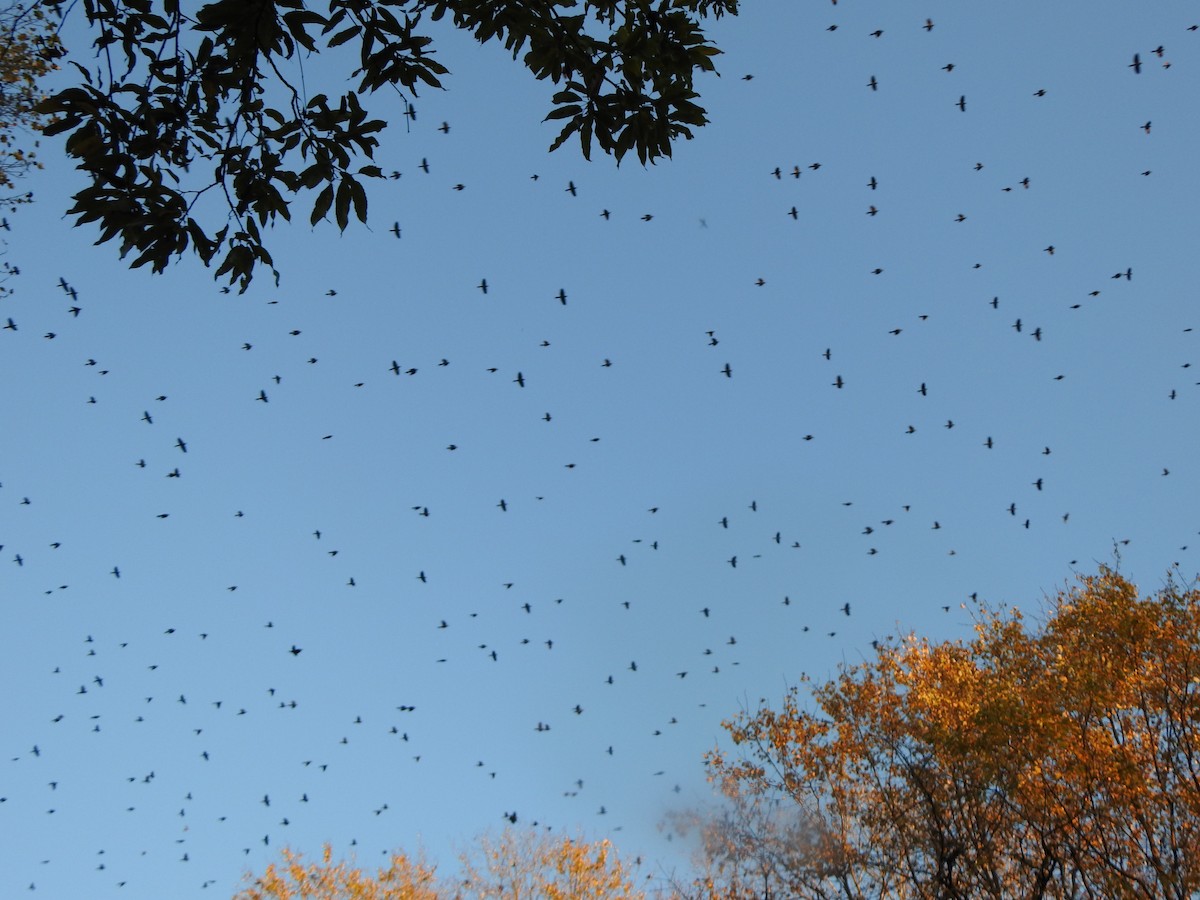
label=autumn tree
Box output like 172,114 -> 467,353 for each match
0,0 -> 60,203
699,568 -> 1200,899
36,0 -> 738,290
457,828 -> 644,900
234,829 -> 645,900
234,844 -> 442,900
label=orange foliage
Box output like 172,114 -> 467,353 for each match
235,830 -> 643,900
701,568 -> 1200,898
458,829 -> 643,900
234,844 -> 440,900
0,1 -> 61,195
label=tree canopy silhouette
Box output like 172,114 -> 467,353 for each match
37,0 -> 738,290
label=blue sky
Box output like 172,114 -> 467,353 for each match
2,1 -> 1199,896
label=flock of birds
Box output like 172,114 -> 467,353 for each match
2,6 -> 1199,898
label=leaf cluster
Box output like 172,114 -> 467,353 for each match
36,0 -> 736,291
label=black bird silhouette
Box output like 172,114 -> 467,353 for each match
556,288 -> 567,305
867,75 -> 878,91
3,317 -> 15,331
1130,53 -> 1142,73
957,95 -> 966,111
175,437 -> 188,453
721,363 -> 732,378
478,279 -> 488,294
566,181 -> 577,196
389,222 -> 401,238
